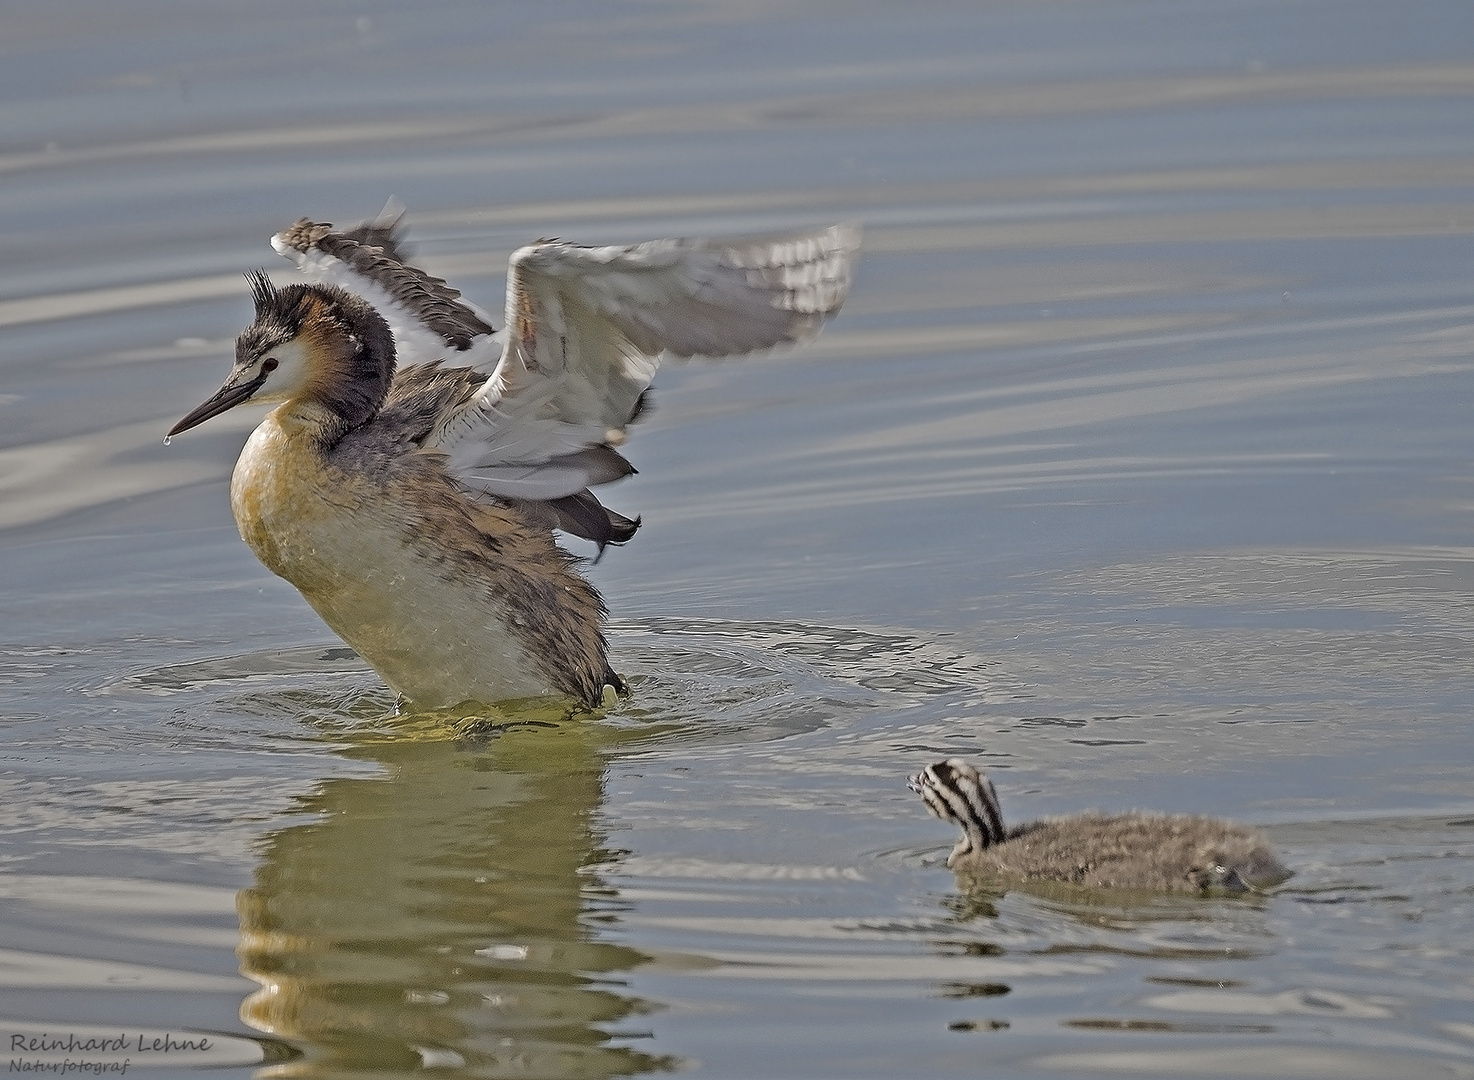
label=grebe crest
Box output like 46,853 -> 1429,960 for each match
909,759 -> 1289,895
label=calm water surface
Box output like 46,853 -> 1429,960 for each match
2,2 -> 1473,1077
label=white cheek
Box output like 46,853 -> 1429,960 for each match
256,339 -> 313,403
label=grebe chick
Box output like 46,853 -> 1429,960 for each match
168,208 -> 859,709
909,759 -> 1289,894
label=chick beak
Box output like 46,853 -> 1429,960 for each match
167,366 -> 270,437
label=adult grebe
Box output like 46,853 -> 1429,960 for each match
168,208 -> 858,708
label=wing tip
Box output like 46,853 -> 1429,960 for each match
272,217 -> 331,260
824,220 -> 864,255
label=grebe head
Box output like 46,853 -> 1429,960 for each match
909,758 -> 1008,865
168,271 -> 395,438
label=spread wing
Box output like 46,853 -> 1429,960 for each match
426,223 -> 861,508
271,200 -> 499,366
272,209 -> 859,550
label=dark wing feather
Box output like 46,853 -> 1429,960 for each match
545,491 -> 641,553
374,362 -> 488,444
275,216 -> 495,350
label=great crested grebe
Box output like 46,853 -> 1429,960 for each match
909,759 -> 1289,894
168,206 -> 859,709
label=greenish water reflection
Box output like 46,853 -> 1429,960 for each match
236,716 -> 676,1077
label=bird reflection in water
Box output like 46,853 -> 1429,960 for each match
236,714 -> 676,1076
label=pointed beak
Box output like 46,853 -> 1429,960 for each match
167,367 -> 270,437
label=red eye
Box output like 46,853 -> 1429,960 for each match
262,358 -> 279,373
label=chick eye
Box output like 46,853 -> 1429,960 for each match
262,358 -> 279,373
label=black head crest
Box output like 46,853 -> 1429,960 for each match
239,271 -> 323,348
246,268 -> 277,313
236,271 -> 314,367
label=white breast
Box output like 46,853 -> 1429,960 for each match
229,413 -> 556,708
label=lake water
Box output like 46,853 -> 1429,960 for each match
2,2 -> 1473,1077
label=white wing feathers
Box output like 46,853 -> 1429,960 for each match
432,223 -> 860,501
273,212 -> 859,514
516,228 -> 857,360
